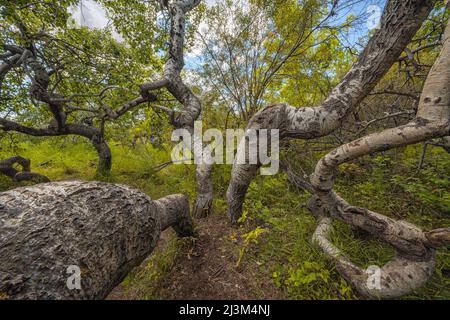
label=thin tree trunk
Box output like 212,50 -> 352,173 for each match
140,0 -> 214,218
193,163 -> 214,218
92,137 -> 112,175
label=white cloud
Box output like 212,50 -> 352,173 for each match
205,0 -> 217,6
69,0 -> 123,42
69,0 -> 217,59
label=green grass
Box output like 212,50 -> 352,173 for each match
0,137 -> 448,299
0,137 -> 196,200
118,234 -> 193,300
236,144 -> 450,300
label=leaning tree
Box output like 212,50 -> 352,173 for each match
0,2 -> 141,174
0,1 -> 213,216
227,0 -> 450,298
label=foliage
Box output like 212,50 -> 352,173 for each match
196,0 -> 353,120
0,0 -> 449,300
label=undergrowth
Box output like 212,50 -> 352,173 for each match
0,136 -> 448,300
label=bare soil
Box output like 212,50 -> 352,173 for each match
107,212 -> 283,300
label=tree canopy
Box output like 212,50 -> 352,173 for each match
0,0 -> 449,300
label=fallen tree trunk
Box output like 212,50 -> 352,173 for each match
0,181 -> 194,300
0,156 -> 50,183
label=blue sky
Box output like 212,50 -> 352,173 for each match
70,0 -> 388,66
185,0 -> 388,69
334,0 -> 387,48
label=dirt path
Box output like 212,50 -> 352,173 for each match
108,212 -> 283,300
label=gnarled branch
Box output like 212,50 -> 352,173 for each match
307,16 -> 450,299
227,0 -> 437,222
0,156 -> 49,183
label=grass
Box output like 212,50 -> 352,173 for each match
0,137 -> 196,200
0,137 -> 448,299
117,233 -> 194,300
236,144 -> 450,300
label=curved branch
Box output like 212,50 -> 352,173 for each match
227,0 -> 437,222
140,0 -> 213,217
0,118 -> 112,174
311,214 -> 436,299
307,16 -> 450,299
0,156 -> 50,183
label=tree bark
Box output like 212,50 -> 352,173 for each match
0,42 -> 113,176
0,181 -> 194,300
91,136 -> 112,175
140,0 -> 214,218
193,162 -> 214,218
226,0 -> 450,298
0,156 -> 49,183
306,15 -> 450,298
165,0 -> 214,219
226,0 -> 436,222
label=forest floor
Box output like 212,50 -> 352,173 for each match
107,212 -> 284,300
1,140 -> 449,299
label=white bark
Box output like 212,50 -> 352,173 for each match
226,0 -> 450,298
307,16 -> 450,299
227,0 -> 437,222
140,0 -> 214,217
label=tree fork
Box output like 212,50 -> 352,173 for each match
226,0 -> 437,222
139,0 -> 214,218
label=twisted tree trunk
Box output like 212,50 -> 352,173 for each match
308,15 -> 450,298
0,181 -> 194,300
0,156 -> 49,183
226,0 -> 436,222
0,44 -> 113,175
140,0 -> 214,218
226,0 -> 449,298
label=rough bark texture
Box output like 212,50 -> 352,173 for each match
0,156 -> 50,183
140,0 -> 214,218
1,42 -> 112,175
193,162 -> 214,218
226,0 -> 450,298
0,181 -> 194,300
227,0 -> 436,222
307,15 -> 450,299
